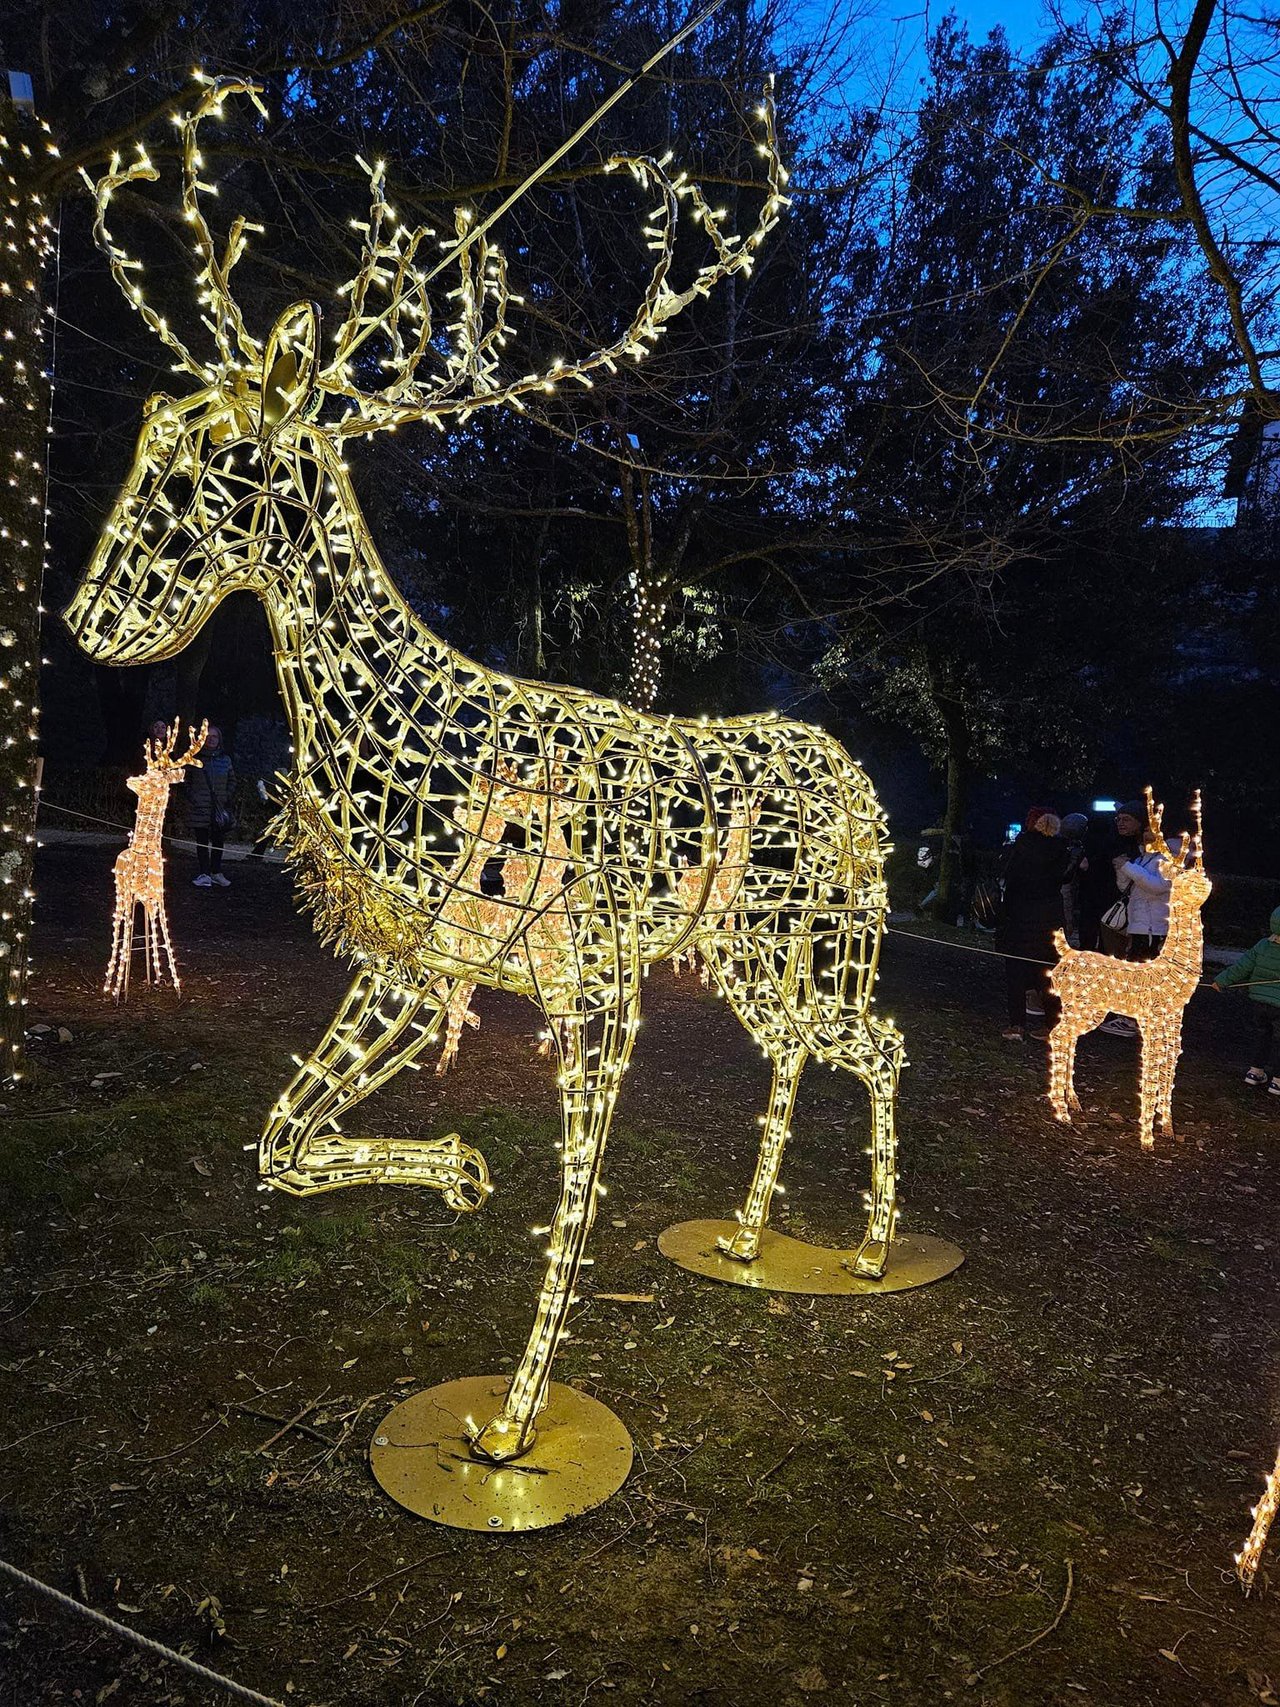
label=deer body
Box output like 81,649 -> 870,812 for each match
1047,794 -> 1210,1148
65,77 -> 902,1464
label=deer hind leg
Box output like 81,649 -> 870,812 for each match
837,1014 -> 902,1278
717,1042 -> 807,1262
259,968 -> 490,1209
471,978 -> 639,1462
151,897 -> 180,992
1157,1016 -> 1182,1138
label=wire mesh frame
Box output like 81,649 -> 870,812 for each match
64,78 -> 903,1463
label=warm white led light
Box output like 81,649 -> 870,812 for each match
1048,789 -> 1210,1148
63,78 -> 898,1467
105,723 -> 206,1000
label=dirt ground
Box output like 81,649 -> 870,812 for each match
3,842 -> 1280,1706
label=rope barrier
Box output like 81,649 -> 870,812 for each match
885,922 -> 1280,990
36,800 -> 1280,991
38,798 -> 265,858
0,1556 -> 285,1706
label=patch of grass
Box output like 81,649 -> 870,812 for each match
189,1279 -> 231,1313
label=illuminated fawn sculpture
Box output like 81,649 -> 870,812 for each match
65,78 -> 917,1528
1047,790 -> 1210,1149
105,722 -> 206,1001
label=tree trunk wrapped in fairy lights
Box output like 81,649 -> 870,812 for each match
0,92 -> 56,1084
64,75 -> 907,1526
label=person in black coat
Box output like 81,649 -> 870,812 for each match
1077,799 -> 1145,952
995,809 -> 1071,1038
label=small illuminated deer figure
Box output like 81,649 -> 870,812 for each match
1048,790 -> 1210,1148
65,79 -> 901,1466
105,721 -> 207,1000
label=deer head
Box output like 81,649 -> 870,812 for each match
65,75 -> 786,665
1144,785 -> 1212,912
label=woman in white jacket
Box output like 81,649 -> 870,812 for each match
1115,833 -> 1184,960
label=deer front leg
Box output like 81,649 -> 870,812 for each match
1048,1021 -> 1084,1122
259,968 -> 490,1209
470,985 -> 639,1462
1137,1020 -> 1159,1150
105,893 -> 130,1000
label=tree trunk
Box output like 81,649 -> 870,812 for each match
934,743 -> 970,923
0,95 -> 54,1084
924,650 -> 972,924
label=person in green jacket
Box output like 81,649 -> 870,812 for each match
1212,905 -> 1280,1094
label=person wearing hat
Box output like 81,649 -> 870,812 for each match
1078,797 -> 1145,958
1094,798 -> 1153,1035
1059,811 -> 1089,945
995,809 -> 1071,1040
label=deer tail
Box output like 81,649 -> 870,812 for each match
1051,929 -> 1069,960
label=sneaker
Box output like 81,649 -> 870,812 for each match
1100,1016 -> 1137,1037
1001,1027 -> 1024,1041
1245,1068 -> 1268,1087
210,872 -> 231,887
1269,1078 -> 1280,1097
193,874 -> 213,888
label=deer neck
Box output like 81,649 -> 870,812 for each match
132,785 -> 169,846
1160,886 -> 1204,971
260,440 -> 456,782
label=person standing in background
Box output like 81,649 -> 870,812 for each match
188,725 -> 236,888
996,809 -> 1070,1041
1059,812 -> 1088,946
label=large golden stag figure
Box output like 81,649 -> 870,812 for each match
65,78 -> 906,1524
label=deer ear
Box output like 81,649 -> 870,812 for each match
260,301 -> 320,434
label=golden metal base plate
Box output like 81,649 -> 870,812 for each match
369,1376 -> 633,1531
657,1220 -> 964,1296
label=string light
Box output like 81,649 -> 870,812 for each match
104,722 -> 205,1000
1237,1442 -> 1280,1589
1048,789 -> 1210,1148
0,106 -> 57,1083
61,79 -> 899,1469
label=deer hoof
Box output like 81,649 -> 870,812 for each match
851,1235 -> 889,1279
470,1410 -> 536,1463
716,1226 -> 761,1263
435,1133 -> 492,1212
257,1132 -> 491,1207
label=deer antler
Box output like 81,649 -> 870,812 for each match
82,143 -> 208,380
317,89 -> 788,436
178,75 -> 267,370
1187,788 -> 1204,869
147,719 -> 208,772
81,75 -> 266,381
1143,785 -> 1173,861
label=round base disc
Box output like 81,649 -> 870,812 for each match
657,1220 -> 964,1296
369,1376 -> 633,1532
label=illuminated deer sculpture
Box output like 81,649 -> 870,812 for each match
65,79 -> 901,1476
1048,790 -> 1210,1149
105,721 -> 206,1000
